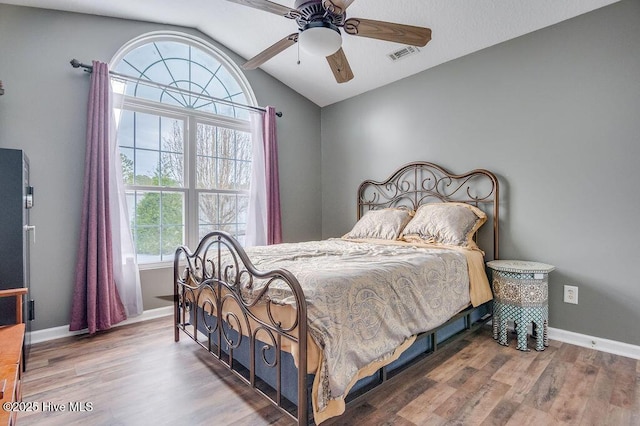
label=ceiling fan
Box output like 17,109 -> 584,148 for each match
226,0 -> 432,83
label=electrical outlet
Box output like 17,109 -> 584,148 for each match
564,285 -> 579,304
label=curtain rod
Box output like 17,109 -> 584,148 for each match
69,59 -> 282,117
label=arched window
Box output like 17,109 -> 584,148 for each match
111,32 -> 257,265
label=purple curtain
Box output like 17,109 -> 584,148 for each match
70,61 -> 126,333
264,106 -> 282,245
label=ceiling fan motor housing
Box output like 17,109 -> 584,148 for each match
294,0 -> 345,57
294,0 -> 345,27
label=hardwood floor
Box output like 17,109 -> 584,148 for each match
17,316 -> 640,425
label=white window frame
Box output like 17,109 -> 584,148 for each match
110,32 -> 258,269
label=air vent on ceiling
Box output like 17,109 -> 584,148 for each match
387,46 -> 421,62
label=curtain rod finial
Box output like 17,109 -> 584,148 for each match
70,59 -> 81,68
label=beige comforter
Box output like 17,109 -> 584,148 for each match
229,238 -> 492,422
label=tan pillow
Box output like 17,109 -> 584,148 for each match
343,208 -> 413,240
401,202 -> 486,248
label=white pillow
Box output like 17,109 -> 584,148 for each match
401,202 -> 486,248
343,208 -> 413,240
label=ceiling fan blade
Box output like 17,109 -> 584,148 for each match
344,18 -> 432,47
225,0 -> 297,18
322,0 -> 357,15
242,33 -> 299,70
326,48 -> 354,84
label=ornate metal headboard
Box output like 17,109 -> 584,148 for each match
357,161 -> 500,260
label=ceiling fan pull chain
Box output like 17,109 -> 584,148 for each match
297,39 -> 301,65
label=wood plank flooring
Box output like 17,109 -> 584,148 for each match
16,316 -> 640,425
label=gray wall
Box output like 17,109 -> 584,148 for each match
0,5 -> 322,330
322,0 -> 640,345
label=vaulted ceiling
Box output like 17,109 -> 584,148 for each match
2,0 -> 620,106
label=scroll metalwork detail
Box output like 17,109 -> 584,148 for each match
357,161 -> 499,260
173,230 -> 309,424
255,326 -> 279,368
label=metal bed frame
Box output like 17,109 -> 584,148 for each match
174,161 -> 499,425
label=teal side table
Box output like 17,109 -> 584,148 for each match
487,260 -> 555,351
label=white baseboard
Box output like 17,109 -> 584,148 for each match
28,306 -> 173,345
548,327 -> 640,360
28,311 -> 640,361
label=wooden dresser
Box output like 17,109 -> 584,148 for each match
0,288 -> 27,426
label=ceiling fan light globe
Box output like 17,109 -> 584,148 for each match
299,26 -> 342,57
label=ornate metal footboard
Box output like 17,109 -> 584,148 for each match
173,231 -> 309,424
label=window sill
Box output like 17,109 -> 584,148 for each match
138,261 -> 173,271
